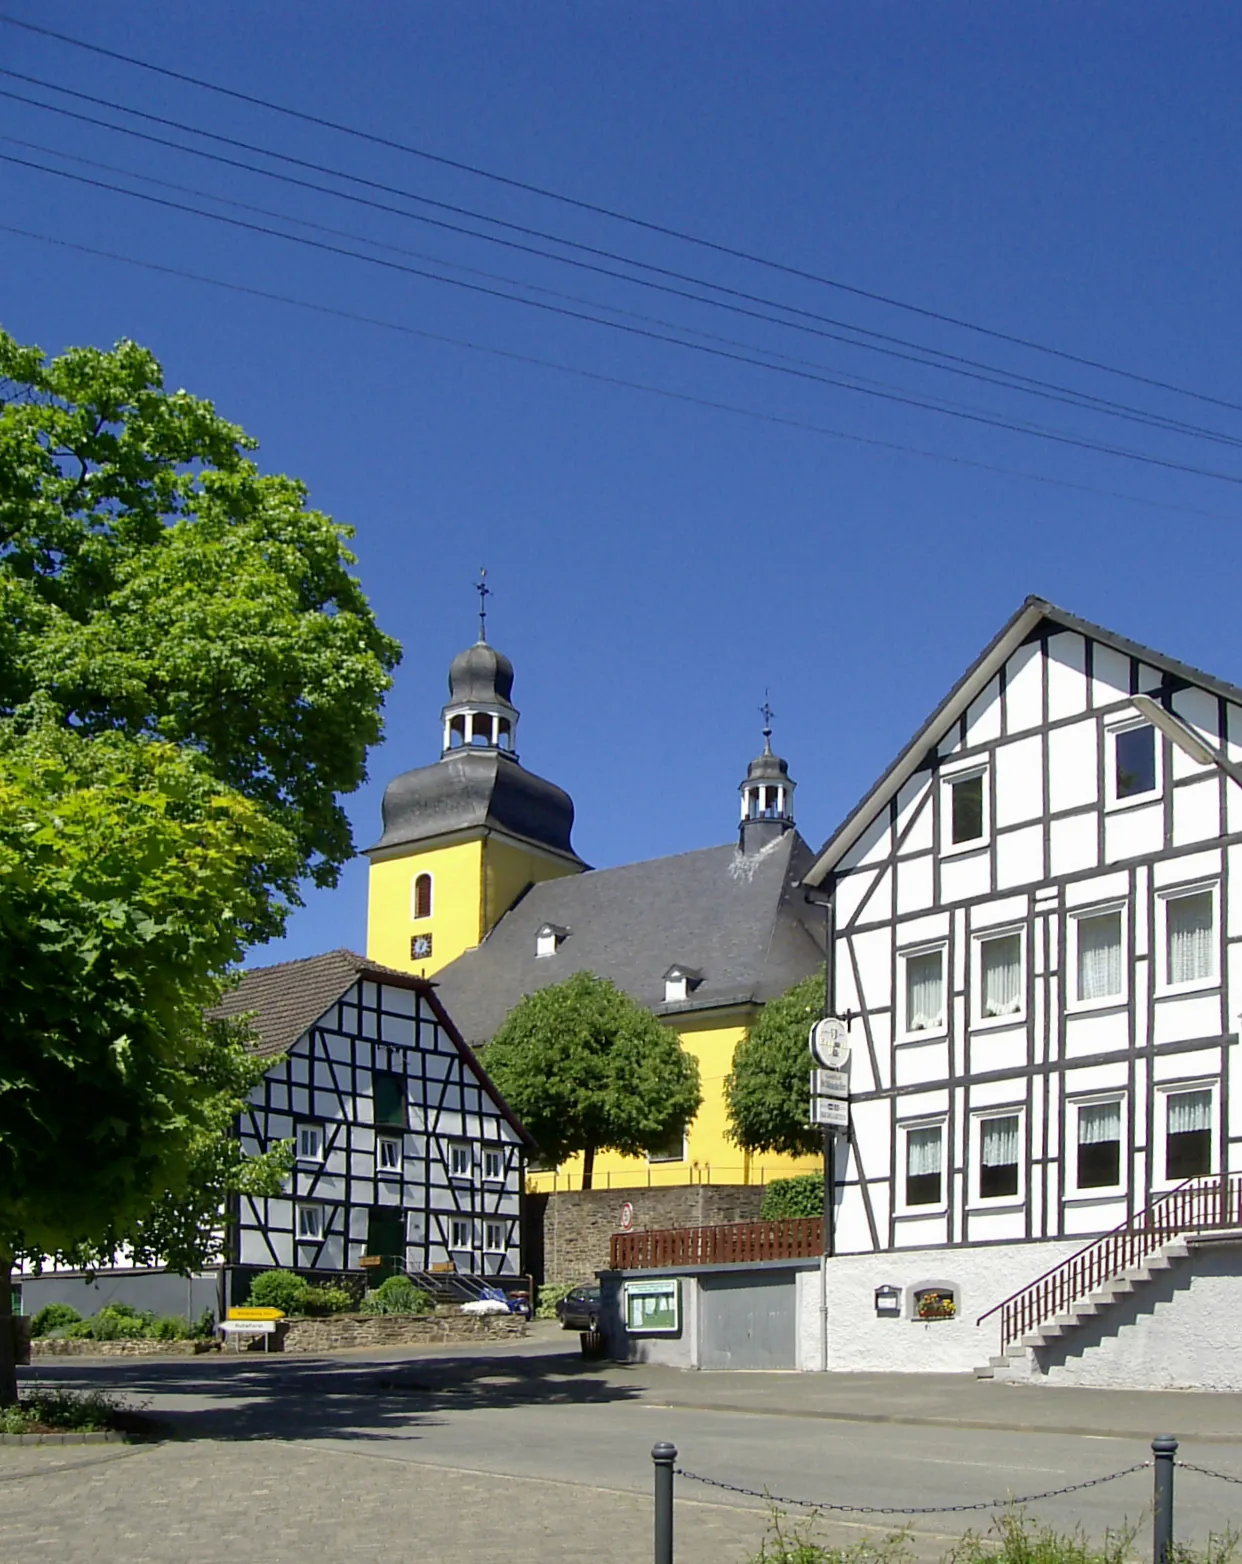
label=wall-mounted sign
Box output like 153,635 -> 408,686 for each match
623,1277 -> 681,1335
813,1068 -> 848,1099
619,1201 -> 635,1232
874,1285 -> 902,1318
809,1018 -> 851,1070
810,1096 -> 848,1130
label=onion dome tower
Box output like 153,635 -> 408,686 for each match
738,700 -> 796,854
365,574 -> 586,977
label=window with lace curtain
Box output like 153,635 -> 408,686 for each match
1074,1099 -> 1123,1191
903,1123 -> 944,1208
1072,907 -> 1124,1008
975,931 -> 1023,1022
1164,1086 -> 1214,1180
901,946 -> 946,1036
976,1113 -> 1021,1200
1162,887 -> 1216,990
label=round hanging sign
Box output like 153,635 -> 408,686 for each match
809,1017 -> 851,1070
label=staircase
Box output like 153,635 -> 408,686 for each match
974,1175 -> 1242,1381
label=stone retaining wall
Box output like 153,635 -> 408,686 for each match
282,1312 -> 527,1353
533,1185 -> 767,1285
31,1337 -> 216,1358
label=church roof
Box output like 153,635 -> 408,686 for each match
430,831 -> 824,1044
367,748 -> 586,861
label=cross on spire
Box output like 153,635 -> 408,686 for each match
759,692 -> 775,753
475,566 -> 491,641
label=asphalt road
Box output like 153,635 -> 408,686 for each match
7,1331 -> 1242,1562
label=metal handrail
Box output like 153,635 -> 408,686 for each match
976,1173 -> 1242,1351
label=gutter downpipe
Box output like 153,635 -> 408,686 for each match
821,880 -> 838,1372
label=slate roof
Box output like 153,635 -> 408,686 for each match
211,949 -> 424,1058
431,831 -> 825,1045
806,595 -> 1242,886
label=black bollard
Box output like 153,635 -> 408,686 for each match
1152,1435 -> 1178,1564
653,1441 -> 677,1564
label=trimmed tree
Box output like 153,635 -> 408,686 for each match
483,972 -> 702,1189
0,331 -> 400,1403
724,967 -> 825,1157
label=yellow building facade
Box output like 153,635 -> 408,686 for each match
366,635 -> 823,1190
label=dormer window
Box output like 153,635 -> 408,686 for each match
535,923 -> 569,958
663,965 -> 703,1004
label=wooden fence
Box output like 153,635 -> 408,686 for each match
610,1217 -> 824,1270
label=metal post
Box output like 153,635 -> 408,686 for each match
823,1130 -> 836,1258
1152,1435 -> 1178,1564
823,887 -> 837,1261
653,1441 -> 677,1564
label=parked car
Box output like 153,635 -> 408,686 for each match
555,1284 -> 602,1331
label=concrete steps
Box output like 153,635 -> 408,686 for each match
973,1237 -> 1192,1378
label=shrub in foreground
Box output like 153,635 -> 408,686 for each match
246,1269 -> 311,1316
0,1388 -> 128,1436
360,1275 -> 431,1315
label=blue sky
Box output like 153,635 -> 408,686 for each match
3,3 -> 1241,964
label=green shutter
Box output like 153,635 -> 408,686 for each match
373,1071 -> 407,1128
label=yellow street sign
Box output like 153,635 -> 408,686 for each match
227,1306 -> 285,1321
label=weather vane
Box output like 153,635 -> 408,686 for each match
475,566 -> 491,641
760,691 -> 775,749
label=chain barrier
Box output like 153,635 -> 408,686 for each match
1177,1460 -> 1242,1489
673,1461 -> 1153,1517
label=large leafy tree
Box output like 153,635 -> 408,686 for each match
724,968 -> 825,1157
0,331 -> 400,1402
483,972 -> 702,1188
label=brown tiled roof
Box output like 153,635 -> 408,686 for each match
210,948 -> 426,1058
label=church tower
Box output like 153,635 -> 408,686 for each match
738,703 -> 797,854
365,598 -> 586,977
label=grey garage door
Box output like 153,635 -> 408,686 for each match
699,1270 -> 797,1370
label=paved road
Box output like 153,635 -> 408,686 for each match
4,1330 -> 1241,1562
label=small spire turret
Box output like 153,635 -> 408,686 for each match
738,696 -> 796,853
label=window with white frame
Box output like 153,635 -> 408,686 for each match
296,1123 -> 324,1162
903,1123 -> 944,1207
483,1147 -> 504,1181
1162,887 -> 1216,989
1072,907 -> 1125,1007
450,1218 -> 472,1249
449,1142 -> 472,1178
1164,1086 -> 1214,1180
297,1203 -> 324,1240
1074,1099 -> 1123,1191
943,769 -> 987,850
377,1135 -> 402,1173
902,946 -> 946,1035
1107,719 -> 1159,806
976,1113 -> 1021,1200
976,930 -> 1023,1021
485,1220 -> 505,1252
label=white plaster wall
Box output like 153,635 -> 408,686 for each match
818,1240 -> 1082,1374
600,1273 -> 700,1368
1034,1244 -> 1242,1391
796,1266 -> 826,1371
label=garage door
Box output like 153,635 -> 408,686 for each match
699,1270 -> 797,1370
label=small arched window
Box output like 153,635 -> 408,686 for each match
413,873 -> 433,920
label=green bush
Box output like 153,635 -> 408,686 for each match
150,1315 -> 192,1341
359,1275 -> 430,1316
30,1303 -> 82,1337
0,1388 -> 126,1436
760,1174 -> 825,1221
302,1285 -> 355,1317
246,1269 -> 311,1315
534,1282 -> 579,1320
190,1309 -> 217,1339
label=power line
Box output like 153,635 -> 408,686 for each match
3,77 -> 1239,454
2,9 -> 1238,416
8,147 -> 1242,487
3,218 -> 1235,527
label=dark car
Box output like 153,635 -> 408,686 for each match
555,1284 -> 602,1331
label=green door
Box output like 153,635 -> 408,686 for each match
366,1208 -> 406,1282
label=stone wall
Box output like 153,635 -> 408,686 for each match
535,1185 -> 766,1286
282,1311 -> 527,1353
32,1338 -> 216,1358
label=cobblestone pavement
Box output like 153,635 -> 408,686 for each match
0,1438 -> 786,1564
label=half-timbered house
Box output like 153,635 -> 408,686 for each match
800,597 -> 1242,1385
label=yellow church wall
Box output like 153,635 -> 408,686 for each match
482,836 -> 581,939
525,1008 -> 823,1193
365,839 -> 484,978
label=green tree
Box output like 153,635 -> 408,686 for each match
724,968 -> 825,1157
483,972 -> 702,1188
0,332 -> 400,1402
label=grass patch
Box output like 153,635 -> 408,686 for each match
0,1387 -> 131,1436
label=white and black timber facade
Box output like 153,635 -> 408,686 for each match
804,598 -> 1242,1267
220,950 -> 532,1284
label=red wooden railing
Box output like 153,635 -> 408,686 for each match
978,1174 -> 1242,1352
610,1217 -> 824,1270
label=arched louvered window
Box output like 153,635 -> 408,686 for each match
413,873 -> 433,920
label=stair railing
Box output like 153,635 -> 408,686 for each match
977,1173 -> 1242,1353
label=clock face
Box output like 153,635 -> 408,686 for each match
411,933 -> 433,960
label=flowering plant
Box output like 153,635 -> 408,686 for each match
916,1289 -> 956,1320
